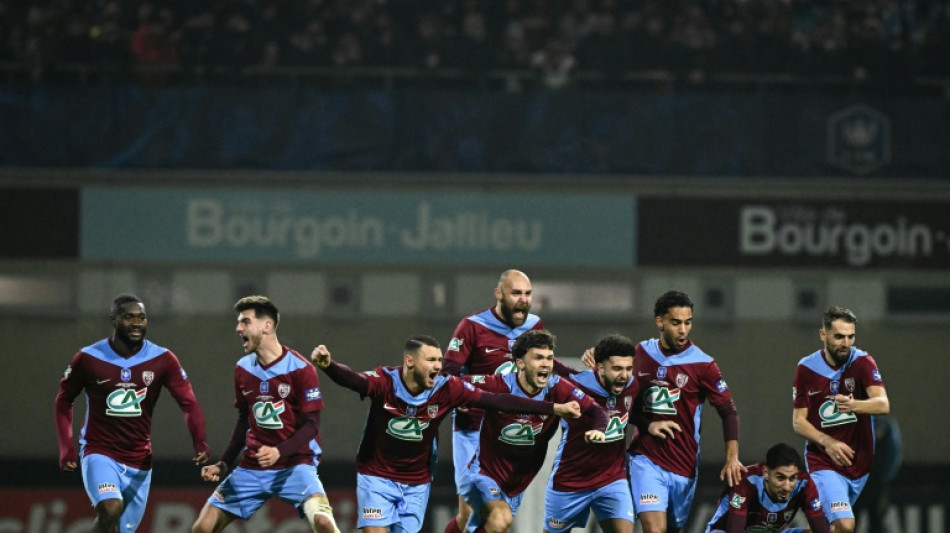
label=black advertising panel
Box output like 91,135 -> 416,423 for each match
0,188 -> 79,259
638,197 -> 950,269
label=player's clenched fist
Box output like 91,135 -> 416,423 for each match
553,401 -> 581,419
310,345 -> 332,368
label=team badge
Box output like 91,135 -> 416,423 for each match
121,368 -> 132,382
624,396 -> 632,410
784,510 -> 794,521
767,512 -> 777,523
260,382 -> 269,394
844,378 -> 855,392
830,380 -> 839,394
278,383 -> 291,398
675,374 -> 689,388
657,367 -> 667,380
606,397 -> 616,409
428,405 -> 439,418
142,371 -> 154,386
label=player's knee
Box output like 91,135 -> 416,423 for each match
832,519 -> 856,533
95,499 -> 123,523
303,495 -> 340,533
484,509 -> 512,533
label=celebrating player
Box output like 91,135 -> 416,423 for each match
441,269 -> 546,533
705,443 -> 831,533
54,294 -> 210,533
544,333 -> 640,533
792,306 -> 889,533
459,329 -> 608,533
192,296 -> 341,533
628,290 -> 744,533
311,335 -> 582,533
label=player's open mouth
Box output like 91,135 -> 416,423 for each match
241,336 -> 249,349
536,371 -> 550,380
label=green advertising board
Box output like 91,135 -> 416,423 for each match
81,187 -> 635,266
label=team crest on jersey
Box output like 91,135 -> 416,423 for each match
830,380 -> 839,394
260,382 -> 270,394
640,493 -> 659,505
606,397 -> 616,409
766,512 -> 777,523
278,383 -> 291,398
142,371 -> 154,386
845,378 -> 855,392
729,494 -> 746,509
624,396 -> 632,410
675,374 -> 689,388
428,405 -> 439,418
656,367 -> 667,379
448,338 -> 462,352
121,368 -> 132,382
784,510 -> 795,521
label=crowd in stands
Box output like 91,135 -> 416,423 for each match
2,0 -> 949,84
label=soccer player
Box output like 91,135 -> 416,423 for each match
628,290 -> 744,533
192,296 -> 341,533
460,329 -> 609,533
705,443 -> 831,533
544,333 -> 639,533
792,306 -> 889,533
310,335 -> 582,533
54,293 -> 210,533
442,269 -> 545,533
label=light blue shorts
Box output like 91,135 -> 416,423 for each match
459,470 -> 524,533
356,473 -> 431,533
80,453 -> 152,533
810,469 -> 868,523
208,463 -> 326,520
544,478 -> 634,532
452,427 -> 479,490
627,453 -> 696,529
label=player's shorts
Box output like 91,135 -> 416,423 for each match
208,463 -> 327,520
627,453 -> 696,529
459,470 -> 524,533
452,426 -> 479,490
810,469 -> 868,523
544,478 -> 634,533
355,473 -> 430,533
80,453 -> 152,533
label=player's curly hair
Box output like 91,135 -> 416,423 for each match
512,329 -> 556,360
654,290 -> 694,318
234,295 -> 280,327
593,333 -> 636,364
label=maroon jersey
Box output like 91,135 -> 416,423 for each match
550,370 -> 638,492
233,347 -> 324,470
792,347 -> 884,479
356,366 -> 487,484
629,339 -> 734,478
54,338 -> 208,470
445,307 -> 543,431
473,373 -> 595,496
706,464 -> 827,533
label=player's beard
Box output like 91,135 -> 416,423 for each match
500,300 -> 529,327
116,325 -> 146,349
